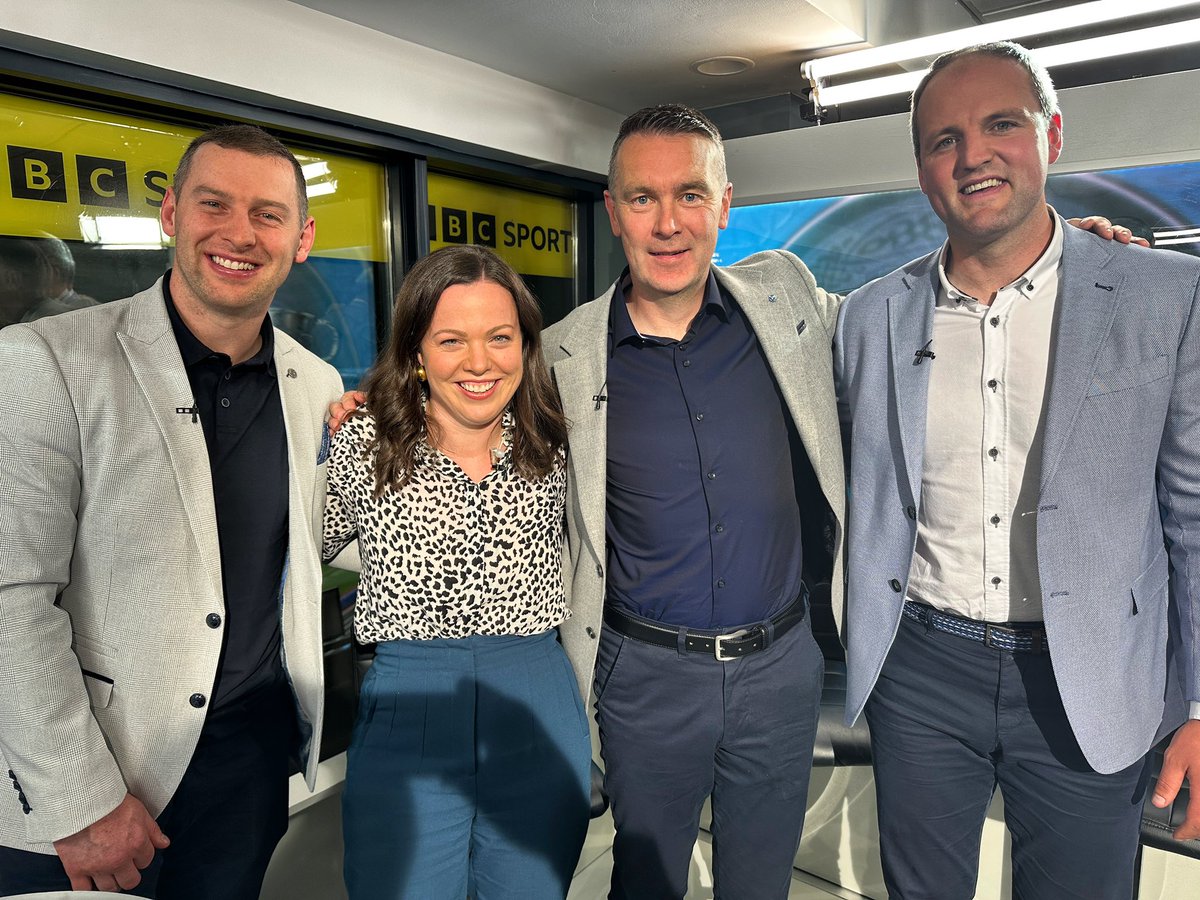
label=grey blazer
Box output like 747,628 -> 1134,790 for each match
834,222 -> 1200,774
0,280 -> 344,853
543,250 -> 846,704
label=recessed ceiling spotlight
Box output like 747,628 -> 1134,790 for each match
691,56 -> 755,77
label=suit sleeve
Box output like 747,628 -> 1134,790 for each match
1158,267 -> 1200,711
0,326 -> 127,843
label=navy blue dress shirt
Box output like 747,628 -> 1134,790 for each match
164,274 -> 289,709
604,271 -> 806,628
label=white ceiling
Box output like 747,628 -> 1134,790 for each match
290,0 -> 1011,113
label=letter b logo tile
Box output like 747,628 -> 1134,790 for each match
441,207 -> 468,244
8,146 -> 67,203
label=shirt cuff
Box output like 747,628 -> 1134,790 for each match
1190,701 -> 1200,720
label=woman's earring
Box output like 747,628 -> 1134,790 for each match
416,365 -> 427,382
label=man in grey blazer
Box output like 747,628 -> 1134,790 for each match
834,42 -> 1200,898
0,125 -> 344,898
543,106 -> 844,899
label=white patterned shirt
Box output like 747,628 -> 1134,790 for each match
322,411 -> 569,642
907,216 -> 1063,623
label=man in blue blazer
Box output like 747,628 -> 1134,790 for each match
834,41 -> 1200,898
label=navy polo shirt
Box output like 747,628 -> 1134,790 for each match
164,273 -> 289,709
604,270 -> 806,628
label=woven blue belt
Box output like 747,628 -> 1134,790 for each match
902,600 -> 1046,653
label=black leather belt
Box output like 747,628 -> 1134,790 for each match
603,590 -> 808,661
902,600 -> 1046,653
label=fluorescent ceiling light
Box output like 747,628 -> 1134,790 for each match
302,161 -> 331,180
307,180 -> 338,198
78,214 -> 165,248
803,0 -> 1200,107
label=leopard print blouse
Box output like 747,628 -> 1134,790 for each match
322,411 -> 569,642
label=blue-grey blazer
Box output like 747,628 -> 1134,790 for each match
833,221 -> 1200,774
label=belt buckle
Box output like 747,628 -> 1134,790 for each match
983,623 -> 1016,650
714,628 -> 751,661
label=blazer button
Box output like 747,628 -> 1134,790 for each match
905,505 -> 917,520
586,627 -> 596,639
595,564 -> 603,578
206,613 -> 222,629
189,693 -> 207,709
889,579 -> 902,592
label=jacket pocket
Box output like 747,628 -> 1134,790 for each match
73,637 -> 116,709
1131,545 -> 1170,611
1087,354 -> 1170,397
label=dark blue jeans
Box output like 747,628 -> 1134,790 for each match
866,612 -> 1149,900
594,614 -> 824,900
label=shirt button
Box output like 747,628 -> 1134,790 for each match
988,447 -> 999,459
716,579 -> 726,589
991,576 -> 1002,586
889,578 -> 902,592
905,505 -> 917,520
224,371 -> 232,381
714,523 -> 725,533
220,397 -> 230,408
189,693 -> 207,709
707,472 -> 716,480
206,613 -> 222,629
695,413 -> 704,422
682,359 -> 692,368
990,316 -> 1001,327
990,514 -> 1001,525
586,627 -> 596,639
987,379 -> 998,390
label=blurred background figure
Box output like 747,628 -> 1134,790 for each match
0,234 -> 96,329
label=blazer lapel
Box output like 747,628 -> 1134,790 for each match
1040,229 -> 1122,493
550,293 -> 612,563
887,259 -> 938,502
274,333 -> 312,501
117,286 -> 223,602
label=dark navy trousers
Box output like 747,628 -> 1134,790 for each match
594,614 -> 824,900
866,612 -> 1150,900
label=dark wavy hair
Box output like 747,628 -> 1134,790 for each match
359,244 -> 567,495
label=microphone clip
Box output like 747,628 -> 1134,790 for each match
913,340 -> 935,366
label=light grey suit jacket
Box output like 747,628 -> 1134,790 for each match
834,222 -> 1200,774
543,250 -> 846,704
0,280 -> 344,852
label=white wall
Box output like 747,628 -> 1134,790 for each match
725,68 -> 1200,206
0,0 -> 621,178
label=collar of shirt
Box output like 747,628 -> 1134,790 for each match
163,269 -> 276,374
608,267 -> 729,351
935,210 -> 1064,311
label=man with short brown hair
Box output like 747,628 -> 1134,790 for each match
0,124 -> 343,899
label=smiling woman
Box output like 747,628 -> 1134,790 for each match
320,245 -> 589,900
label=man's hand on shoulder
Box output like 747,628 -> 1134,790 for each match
53,792 -> 170,892
328,390 -> 366,435
1066,215 -> 1151,248
1152,718 -> 1200,841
